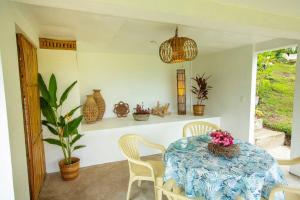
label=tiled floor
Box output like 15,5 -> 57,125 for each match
40,156 -> 160,200
40,148 -> 300,200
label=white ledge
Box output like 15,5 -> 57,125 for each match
81,114 -> 219,133
46,114 -> 221,173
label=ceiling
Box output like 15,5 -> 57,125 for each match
16,3 -> 276,55
211,0 -> 300,19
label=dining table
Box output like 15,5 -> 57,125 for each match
163,134 -> 287,200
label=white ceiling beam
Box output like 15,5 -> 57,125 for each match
10,0 -> 300,40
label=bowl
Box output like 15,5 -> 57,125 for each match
132,113 -> 150,121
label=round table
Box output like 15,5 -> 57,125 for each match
164,135 -> 286,200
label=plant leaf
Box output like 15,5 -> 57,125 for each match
43,138 -> 65,148
49,74 -> 57,108
59,116 -> 66,127
42,121 -> 58,135
40,97 -> 57,125
70,134 -> 83,146
38,73 -> 50,102
64,105 -> 82,118
59,81 -> 77,106
73,145 -> 86,151
66,115 -> 83,135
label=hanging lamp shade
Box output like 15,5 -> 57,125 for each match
159,27 -> 198,64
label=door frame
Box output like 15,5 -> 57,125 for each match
16,33 -> 46,200
250,39 -> 300,174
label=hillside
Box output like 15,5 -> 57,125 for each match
256,62 -> 296,135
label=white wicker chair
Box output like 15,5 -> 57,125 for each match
119,134 -> 166,200
266,157 -> 300,200
183,121 -> 219,137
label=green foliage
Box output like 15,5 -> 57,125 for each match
38,73 -> 84,165
256,48 -> 297,136
264,122 -> 292,136
255,109 -> 264,118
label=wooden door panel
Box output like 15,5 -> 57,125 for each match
27,87 -> 41,142
17,33 -> 45,200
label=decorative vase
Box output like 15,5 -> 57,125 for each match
59,157 -> 80,181
93,89 -> 105,120
83,95 -> 99,123
133,113 -> 150,121
193,105 -> 205,116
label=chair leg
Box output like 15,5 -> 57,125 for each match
155,177 -> 163,200
127,179 -> 133,200
155,188 -> 163,200
138,180 -> 142,187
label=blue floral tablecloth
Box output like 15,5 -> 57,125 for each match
164,135 -> 286,200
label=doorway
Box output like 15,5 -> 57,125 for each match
16,33 -> 46,200
254,47 -> 298,159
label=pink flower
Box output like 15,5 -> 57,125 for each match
210,130 -> 234,147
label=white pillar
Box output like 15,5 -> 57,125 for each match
0,52 -> 15,200
290,42 -> 300,176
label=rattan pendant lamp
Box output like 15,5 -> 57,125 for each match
159,27 -> 198,64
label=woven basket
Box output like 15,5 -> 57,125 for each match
208,143 -> 240,158
93,89 -> 105,120
83,95 -> 98,123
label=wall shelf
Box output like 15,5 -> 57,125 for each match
82,114 -> 219,133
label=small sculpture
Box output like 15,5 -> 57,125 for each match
151,101 -> 171,117
113,101 -> 130,118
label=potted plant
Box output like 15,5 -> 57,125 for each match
38,73 -> 85,181
191,74 -> 212,116
133,103 -> 150,121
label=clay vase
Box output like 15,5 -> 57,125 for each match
93,89 -> 106,120
83,95 -> 99,123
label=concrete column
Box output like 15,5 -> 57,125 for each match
290,42 -> 300,176
0,52 -> 15,200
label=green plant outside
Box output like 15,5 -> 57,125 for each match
38,73 -> 85,165
256,57 -> 296,136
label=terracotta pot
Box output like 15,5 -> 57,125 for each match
193,105 -> 205,116
59,157 -> 80,181
93,89 -> 106,120
133,113 -> 150,121
83,95 -> 98,123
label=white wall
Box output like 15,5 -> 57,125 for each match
38,49 -> 82,173
192,45 -> 254,141
39,51 -> 192,119
0,1 -> 40,199
0,52 -> 15,199
77,52 -> 189,117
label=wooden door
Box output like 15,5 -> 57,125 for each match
17,34 -> 46,200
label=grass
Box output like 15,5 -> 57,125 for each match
256,62 -> 296,135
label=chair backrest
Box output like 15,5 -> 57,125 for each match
119,134 -> 142,161
183,121 -> 219,137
